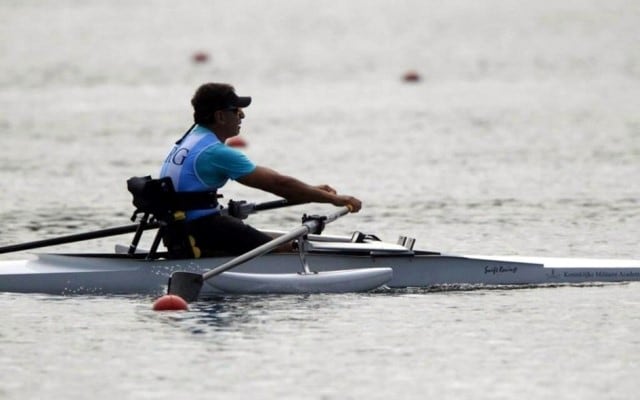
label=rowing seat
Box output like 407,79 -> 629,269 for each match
126,176 -> 222,259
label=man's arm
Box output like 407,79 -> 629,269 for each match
236,166 -> 362,212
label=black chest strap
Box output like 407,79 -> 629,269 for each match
127,176 -> 221,220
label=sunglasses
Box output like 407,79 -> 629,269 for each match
222,107 -> 242,114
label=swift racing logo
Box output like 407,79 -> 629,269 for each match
484,265 -> 518,275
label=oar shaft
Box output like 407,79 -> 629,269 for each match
0,198 -> 293,255
253,199 -> 295,211
0,223 -> 159,254
202,207 -> 350,280
167,207 -> 351,301
202,225 -> 309,280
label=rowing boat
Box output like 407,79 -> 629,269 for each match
2,230 -> 639,297
2,183 -> 639,298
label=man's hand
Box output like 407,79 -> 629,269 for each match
314,184 -> 337,195
334,195 -> 362,213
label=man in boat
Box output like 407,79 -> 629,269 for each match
159,82 -> 362,257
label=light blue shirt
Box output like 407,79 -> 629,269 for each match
160,124 -> 256,220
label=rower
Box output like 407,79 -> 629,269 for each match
153,82 -> 362,258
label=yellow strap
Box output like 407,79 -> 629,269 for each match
188,235 -> 201,258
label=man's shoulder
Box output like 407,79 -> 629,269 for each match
201,142 -> 244,159
197,142 -> 255,171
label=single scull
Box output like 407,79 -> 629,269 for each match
1,231 -> 639,297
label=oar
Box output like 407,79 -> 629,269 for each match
167,206 -> 352,302
0,222 -> 159,254
225,198 -> 296,219
0,198 -> 297,255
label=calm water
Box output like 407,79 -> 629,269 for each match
1,1 -> 639,399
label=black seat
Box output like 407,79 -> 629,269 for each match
126,176 -> 222,259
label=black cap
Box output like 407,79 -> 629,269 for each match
222,91 -> 251,109
191,83 -> 252,124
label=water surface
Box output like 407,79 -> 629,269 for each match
1,1 -> 639,399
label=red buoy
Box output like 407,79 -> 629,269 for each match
225,136 -> 248,148
153,295 -> 189,311
402,70 -> 421,82
192,51 -> 209,63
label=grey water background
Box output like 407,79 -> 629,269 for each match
1,1 -> 639,399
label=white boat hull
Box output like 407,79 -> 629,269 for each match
1,244 -> 640,297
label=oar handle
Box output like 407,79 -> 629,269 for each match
254,199 -> 297,211
225,198 -> 303,219
324,206 -> 351,224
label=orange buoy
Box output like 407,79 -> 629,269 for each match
225,136 -> 247,148
192,51 -> 209,63
402,70 -> 421,82
152,294 -> 189,311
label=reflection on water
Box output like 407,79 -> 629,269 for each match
159,281 -> 636,343
179,294 -> 340,335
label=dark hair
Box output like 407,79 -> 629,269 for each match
191,83 -> 236,124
